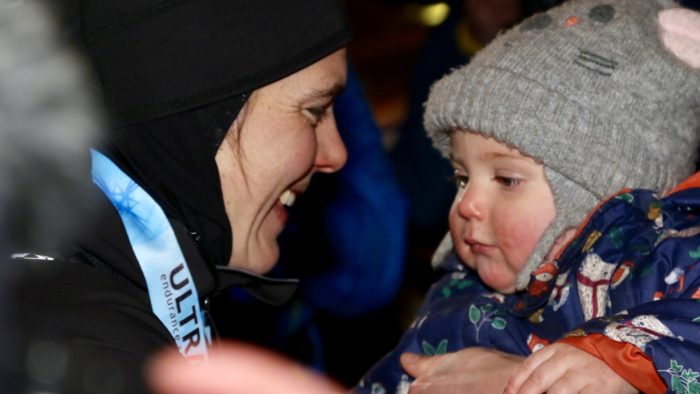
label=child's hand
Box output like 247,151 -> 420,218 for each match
503,343 -> 637,394
400,347 -> 524,393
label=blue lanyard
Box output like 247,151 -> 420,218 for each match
91,149 -> 210,363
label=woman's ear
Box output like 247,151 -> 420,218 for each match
659,7 -> 700,69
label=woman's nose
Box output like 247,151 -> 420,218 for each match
455,184 -> 486,221
314,112 -> 347,173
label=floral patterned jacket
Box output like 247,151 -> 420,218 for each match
357,173 -> 700,394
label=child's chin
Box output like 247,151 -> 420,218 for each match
481,275 -> 516,294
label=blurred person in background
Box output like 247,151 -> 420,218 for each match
0,0 -> 100,391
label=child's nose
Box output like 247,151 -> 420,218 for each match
455,184 -> 486,221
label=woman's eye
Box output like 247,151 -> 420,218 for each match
306,106 -> 330,125
448,175 -> 469,189
496,176 -> 521,187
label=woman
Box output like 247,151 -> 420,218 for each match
10,0 -> 351,392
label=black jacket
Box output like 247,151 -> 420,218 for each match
10,191 -> 295,394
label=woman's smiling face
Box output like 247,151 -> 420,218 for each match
216,49 -> 348,273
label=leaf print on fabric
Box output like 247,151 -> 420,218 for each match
469,304 -> 481,324
615,193 -> 634,203
371,383 -> 386,394
421,339 -> 448,356
661,359 -> 700,394
441,287 -> 451,298
469,303 -> 507,340
605,226 -> 625,249
491,318 -> 507,329
690,245 -> 700,259
629,242 -> 651,258
639,264 -> 654,279
441,272 -> 474,298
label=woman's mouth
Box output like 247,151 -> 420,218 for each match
279,190 -> 297,207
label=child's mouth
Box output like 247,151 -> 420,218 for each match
467,239 -> 495,255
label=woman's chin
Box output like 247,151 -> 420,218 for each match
248,245 -> 280,274
228,243 -> 279,274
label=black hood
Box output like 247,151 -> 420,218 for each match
80,0 -> 352,125
103,97 -> 244,269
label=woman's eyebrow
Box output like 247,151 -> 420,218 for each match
302,82 -> 346,101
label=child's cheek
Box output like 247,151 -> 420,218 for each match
448,205 -> 476,269
497,209 -> 552,270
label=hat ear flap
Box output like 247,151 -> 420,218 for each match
659,8 -> 700,69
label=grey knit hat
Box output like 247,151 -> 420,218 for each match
425,0 -> 700,291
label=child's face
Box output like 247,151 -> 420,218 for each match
449,131 -> 556,293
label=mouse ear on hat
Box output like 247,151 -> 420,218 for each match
659,7 -> 700,69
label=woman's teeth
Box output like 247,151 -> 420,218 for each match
279,190 -> 296,207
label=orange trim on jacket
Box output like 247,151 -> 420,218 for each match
559,334 -> 666,394
668,171 -> 700,195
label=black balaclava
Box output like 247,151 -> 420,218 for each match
78,0 -> 352,268
104,97 -> 244,268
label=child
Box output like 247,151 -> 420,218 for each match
357,0 -> 700,393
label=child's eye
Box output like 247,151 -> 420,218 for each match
447,175 -> 469,189
496,176 -> 521,188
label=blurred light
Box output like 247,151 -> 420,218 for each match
26,340 -> 67,385
405,3 -> 451,27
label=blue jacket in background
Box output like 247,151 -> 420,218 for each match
278,63 -> 408,316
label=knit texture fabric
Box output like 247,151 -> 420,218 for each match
425,0 -> 700,290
